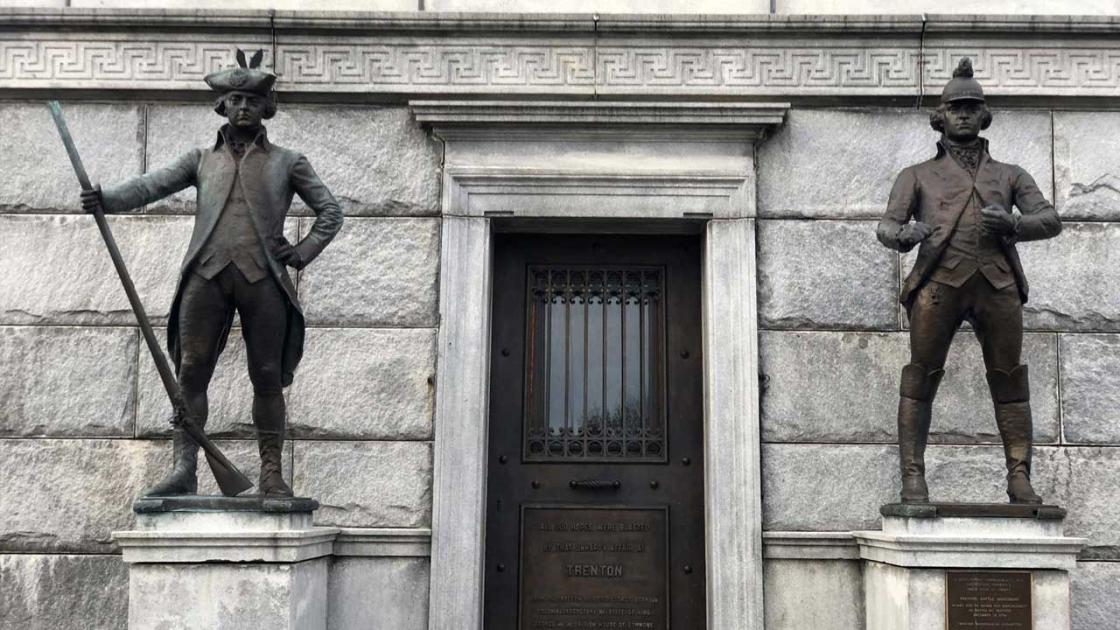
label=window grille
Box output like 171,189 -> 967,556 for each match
524,266 -> 666,462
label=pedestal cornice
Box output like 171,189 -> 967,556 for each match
855,510 -> 1087,570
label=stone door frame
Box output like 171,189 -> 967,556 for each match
412,100 -> 789,630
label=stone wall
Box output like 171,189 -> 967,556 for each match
0,100 -> 442,628
756,107 -> 1120,629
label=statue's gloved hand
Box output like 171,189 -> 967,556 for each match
980,205 -> 1019,236
270,236 -> 305,270
898,221 -> 934,248
80,184 -> 103,214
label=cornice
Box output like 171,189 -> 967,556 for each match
411,100 -> 789,128
2,9 -> 1119,99
4,10 -> 1120,35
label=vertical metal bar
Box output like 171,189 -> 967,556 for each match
563,269 -> 571,455
657,271 -> 665,457
526,274 -> 536,457
601,267 -> 607,445
620,270 -> 627,457
545,269 -> 552,451
583,270 -> 590,459
639,269 -> 646,457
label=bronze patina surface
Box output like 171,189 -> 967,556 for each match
946,571 -> 1032,630
483,235 -> 706,629
80,48 -> 343,498
877,58 -> 1062,505
881,502 -> 1066,520
520,506 -> 669,630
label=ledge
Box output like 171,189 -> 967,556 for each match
333,527 -> 432,558
2,10 -> 1119,36
114,528 -> 340,564
762,531 -> 860,560
855,532 -> 1088,570
411,100 -> 788,130
115,524 -> 434,563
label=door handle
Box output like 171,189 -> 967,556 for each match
568,479 -> 621,490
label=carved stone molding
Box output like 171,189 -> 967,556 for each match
421,99 -> 787,630
2,9 -> 1119,98
763,531 -> 861,560
412,100 -> 789,219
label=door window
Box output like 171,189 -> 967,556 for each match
523,266 -> 666,462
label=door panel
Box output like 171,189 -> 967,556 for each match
484,235 -> 706,630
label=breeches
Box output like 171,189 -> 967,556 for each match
177,265 -> 288,396
907,273 -> 1023,373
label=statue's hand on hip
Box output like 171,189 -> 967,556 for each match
898,221 -> 934,248
270,236 -> 305,270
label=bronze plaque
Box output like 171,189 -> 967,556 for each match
946,571 -> 1032,629
520,506 -> 668,630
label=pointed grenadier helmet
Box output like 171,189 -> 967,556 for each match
940,57 -> 985,104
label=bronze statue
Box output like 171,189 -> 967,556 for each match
81,49 -> 343,497
877,58 -> 1062,505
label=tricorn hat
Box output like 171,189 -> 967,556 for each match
204,49 -> 276,96
940,58 -> 985,103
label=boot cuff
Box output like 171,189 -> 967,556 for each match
900,363 -> 946,401
987,365 -> 1030,403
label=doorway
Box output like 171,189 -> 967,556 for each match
483,234 -> 707,629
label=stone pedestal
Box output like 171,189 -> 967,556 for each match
114,496 -> 339,630
855,503 -> 1086,630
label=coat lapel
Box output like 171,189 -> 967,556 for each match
184,148 -> 236,270
934,146 -> 978,229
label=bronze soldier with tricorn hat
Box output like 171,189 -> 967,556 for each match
877,58 -> 1061,504
81,49 -> 343,496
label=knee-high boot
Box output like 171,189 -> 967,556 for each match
254,392 -> 293,497
897,364 -> 944,503
987,366 -> 1042,505
145,390 -> 208,496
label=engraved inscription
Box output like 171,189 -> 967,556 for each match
946,571 -> 1032,630
521,507 -> 668,630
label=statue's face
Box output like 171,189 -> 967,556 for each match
943,100 -> 984,141
223,91 -> 267,130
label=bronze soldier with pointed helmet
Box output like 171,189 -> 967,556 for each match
877,58 -> 1061,504
81,49 -> 343,496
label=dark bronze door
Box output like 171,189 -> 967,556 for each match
484,234 -> 706,630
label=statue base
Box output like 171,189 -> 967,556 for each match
114,495 -> 339,630
855,503 -> 1086,630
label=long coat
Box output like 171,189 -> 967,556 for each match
101,126 -> 343,387
877,138 -> 1061,308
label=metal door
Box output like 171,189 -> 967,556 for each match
484,234 -> 706,630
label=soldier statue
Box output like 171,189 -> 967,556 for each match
81,49 -> 343,497
877,58 -> 1062,505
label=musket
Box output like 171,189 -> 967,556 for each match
47,101 -> 253,497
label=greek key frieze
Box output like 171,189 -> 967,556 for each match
0,40 -> 255,84
595,47 -> 920,89
275,44 -> 596,87
3,36 -> 1120,96
921,48 -> 1120,93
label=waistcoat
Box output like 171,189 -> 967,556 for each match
194,160 -> 268,283
929,157 -> 1015,291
